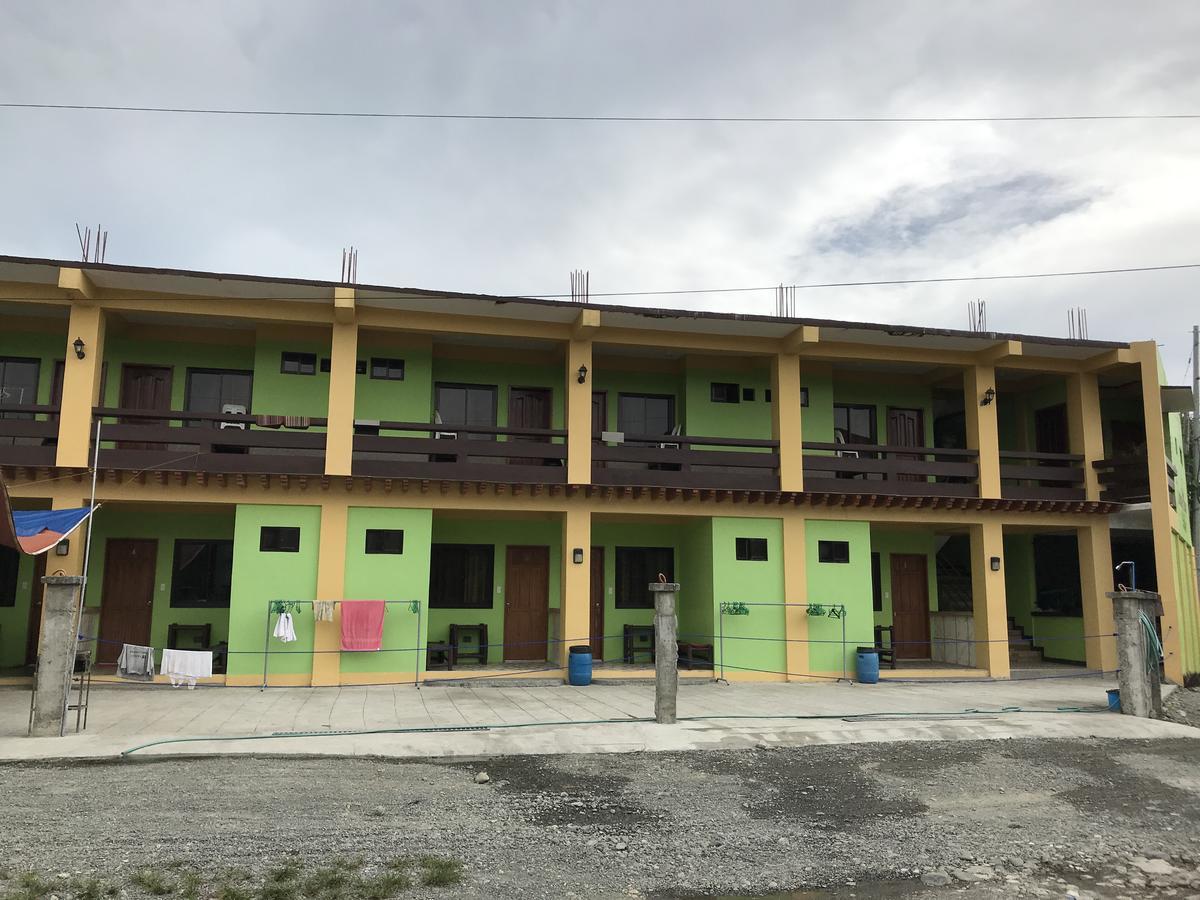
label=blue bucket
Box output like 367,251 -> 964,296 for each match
568,645 -> 593,686
1106,688 -> 1121,712
856,647 -> 880,685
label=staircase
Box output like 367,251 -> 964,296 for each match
1008,618 -> 1046,668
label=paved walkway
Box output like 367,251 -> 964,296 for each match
1,675 -> 1193,760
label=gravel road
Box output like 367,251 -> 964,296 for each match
2,736 -> 1200,899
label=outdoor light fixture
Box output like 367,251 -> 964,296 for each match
573,548 -> 584,564
577,365 -> 588,384
990,556 -> 1001,571
980,387 -> 996,406
73,337 -> 86,360
55,539 -> 70,557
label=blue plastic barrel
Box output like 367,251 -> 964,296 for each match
1107,688 -> 1121,712
855,647 -> 880,684
568,645 -> 593,686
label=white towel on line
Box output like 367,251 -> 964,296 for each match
273,612 -> 297,643
159,648 -> 214,689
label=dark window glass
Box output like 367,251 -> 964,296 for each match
185,369 -> 253,418
0,356 -> 40,417
735,537 -> 768,561
710,382 -> 740,404
370,358 -> 405,381
742,387 -> 756,402
429,544 -> 494,608
817,540 -> 850,564
1033,534 -> 1083,615
800,387 -> 808,407
615,547 -> 674,608
0,545 -> 19,607
765,389 -> 773,403
170,539 -> 233,608
617,394 -> 675,441
871,552 -> 882,611
833,403 -> 876,444
365,529 -> 404,554
280,352 -> 317,375
319,358 -> 366,374
435,383 -> 497,440
260,526 -> 301,552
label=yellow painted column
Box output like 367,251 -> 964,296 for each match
1077,519 -> 1118,671
559,506 -> 591,674
1066,371 -> 1104,501
771,353 -> 805,493
964,365 -> 1001,498
1133,340 -> 1184,682
969,520 -> 1010,678
312,500 -> 348,686
782,512 -> 809,680
55,303 -> 106,468
566,339 -> 593,485
324,321 -> 358,477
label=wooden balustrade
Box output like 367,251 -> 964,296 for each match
0,403 -> 61,467
1092,454 -> 1172,506
802,442 -> 979,497
592,433 -> 779,490
999,451 -> 1086,501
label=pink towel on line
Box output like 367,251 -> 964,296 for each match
340,600 -> 386,651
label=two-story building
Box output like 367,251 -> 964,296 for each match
1,255 -> 1197,687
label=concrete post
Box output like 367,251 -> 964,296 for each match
650,581 -> 680,724
1107,590 -> 1164,718
30,575 -> 84,737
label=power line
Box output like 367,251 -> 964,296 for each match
2,102 -> 1199,124
526,262 -> 1200,300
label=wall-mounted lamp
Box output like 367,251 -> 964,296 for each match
55,539 -> 70,557
980,387 -> 996,407
73,337 -> 86,360
572,547 -> 584,564
990,556 -> 1001,572
577,365 -> 588,385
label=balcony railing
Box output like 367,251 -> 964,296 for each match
0,403 -> 60,467
1093,454 -> 1175,508
90,408 -> 328,475
352,421 -> 568,483
999,451 -> 1086,501
801,442 -> 979,497
592,434 -> 779,490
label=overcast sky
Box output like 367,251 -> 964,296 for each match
2,2 -> 1199,373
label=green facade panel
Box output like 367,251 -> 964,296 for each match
710,517 -> 784,678
805,520 -> 873,674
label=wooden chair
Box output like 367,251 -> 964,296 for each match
448,623 -> 488,666
623,624 -> 656,664
167,623 -> 212,651
426,641 -> 453,670
874,625 -> 897,669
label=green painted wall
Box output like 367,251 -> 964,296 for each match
354,340 -> 433,434
801,367 -> 834,443
83,506 -> 236,655
100,335 -> 256,412
227,504 -> 320,678
252,336 -> 330,419
592,367 -> 685,436
806,520 -> 873,673
0,327 -> 63,409
870,528 -> 939,628
592,520 -> 681,661
340,507 -> 432,677
428,516 -> 562,664
677,519 -> 714,648
711,517 -> 785,678
1003,531 -> 1084,662
432,358 -> 565,432
683,362 -> 772,443
1031,615 -> 1085,663
833,377 -> 934,447
0,551 -> 39,667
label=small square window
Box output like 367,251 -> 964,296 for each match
365,529 -> 404,554
281,352 -> 317,376
710,382 -> 740,404
260,526 -> 301,552
319,358 -> 367,374
370,357 -> 406,381
320,357 -> 331,373
742,387 -> 756,402
800,387 -> 809,407
765,389 -> 773,403
735,537 -> 768,561
817,540 -> 850,564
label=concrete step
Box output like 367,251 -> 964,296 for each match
1009,649 -> 1046,664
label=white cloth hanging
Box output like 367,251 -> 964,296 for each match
160,648 -> 213,689
273,611 -> 297,643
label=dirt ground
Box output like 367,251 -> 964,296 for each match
2,736 -> 1200,900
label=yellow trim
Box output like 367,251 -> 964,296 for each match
970,520 -> 1010,678
55,303 -> 106,468
57,267 -> 97,300
964,365 -> 1001,498
1066,371 -> 1104,500
324,322 -> 358,477
781,325 -> 820,355
782,513 -> 808,681
333,286 -> 355,324
771,354 -> 804,492
559,508 -> 591,671
313,501 -> 348,686
573,308 -> 601,339
566,340 -> 592,485
978,340 -> 1022,364
1078,519 -> 1118,671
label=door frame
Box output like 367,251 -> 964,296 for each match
97,538 -> 158,666
503,545 -> 550,662
507,386 -> 553,465
590,546 -> 605,659
889,552 -> 931,660
23,554 -> 47,666
886,406 -> 926,482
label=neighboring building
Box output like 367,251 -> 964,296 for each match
0,255 -> 1197,686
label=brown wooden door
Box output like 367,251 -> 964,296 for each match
589,546 -> 605,659
507,387 -> 552,465
504,545 -> 549,661
890,553 -> 931,659
119,365 -> 172,450
1035,403 -> 1069,454
887,407 -> 925,481
97,538 -> 158,666
24,554 -> 47,665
